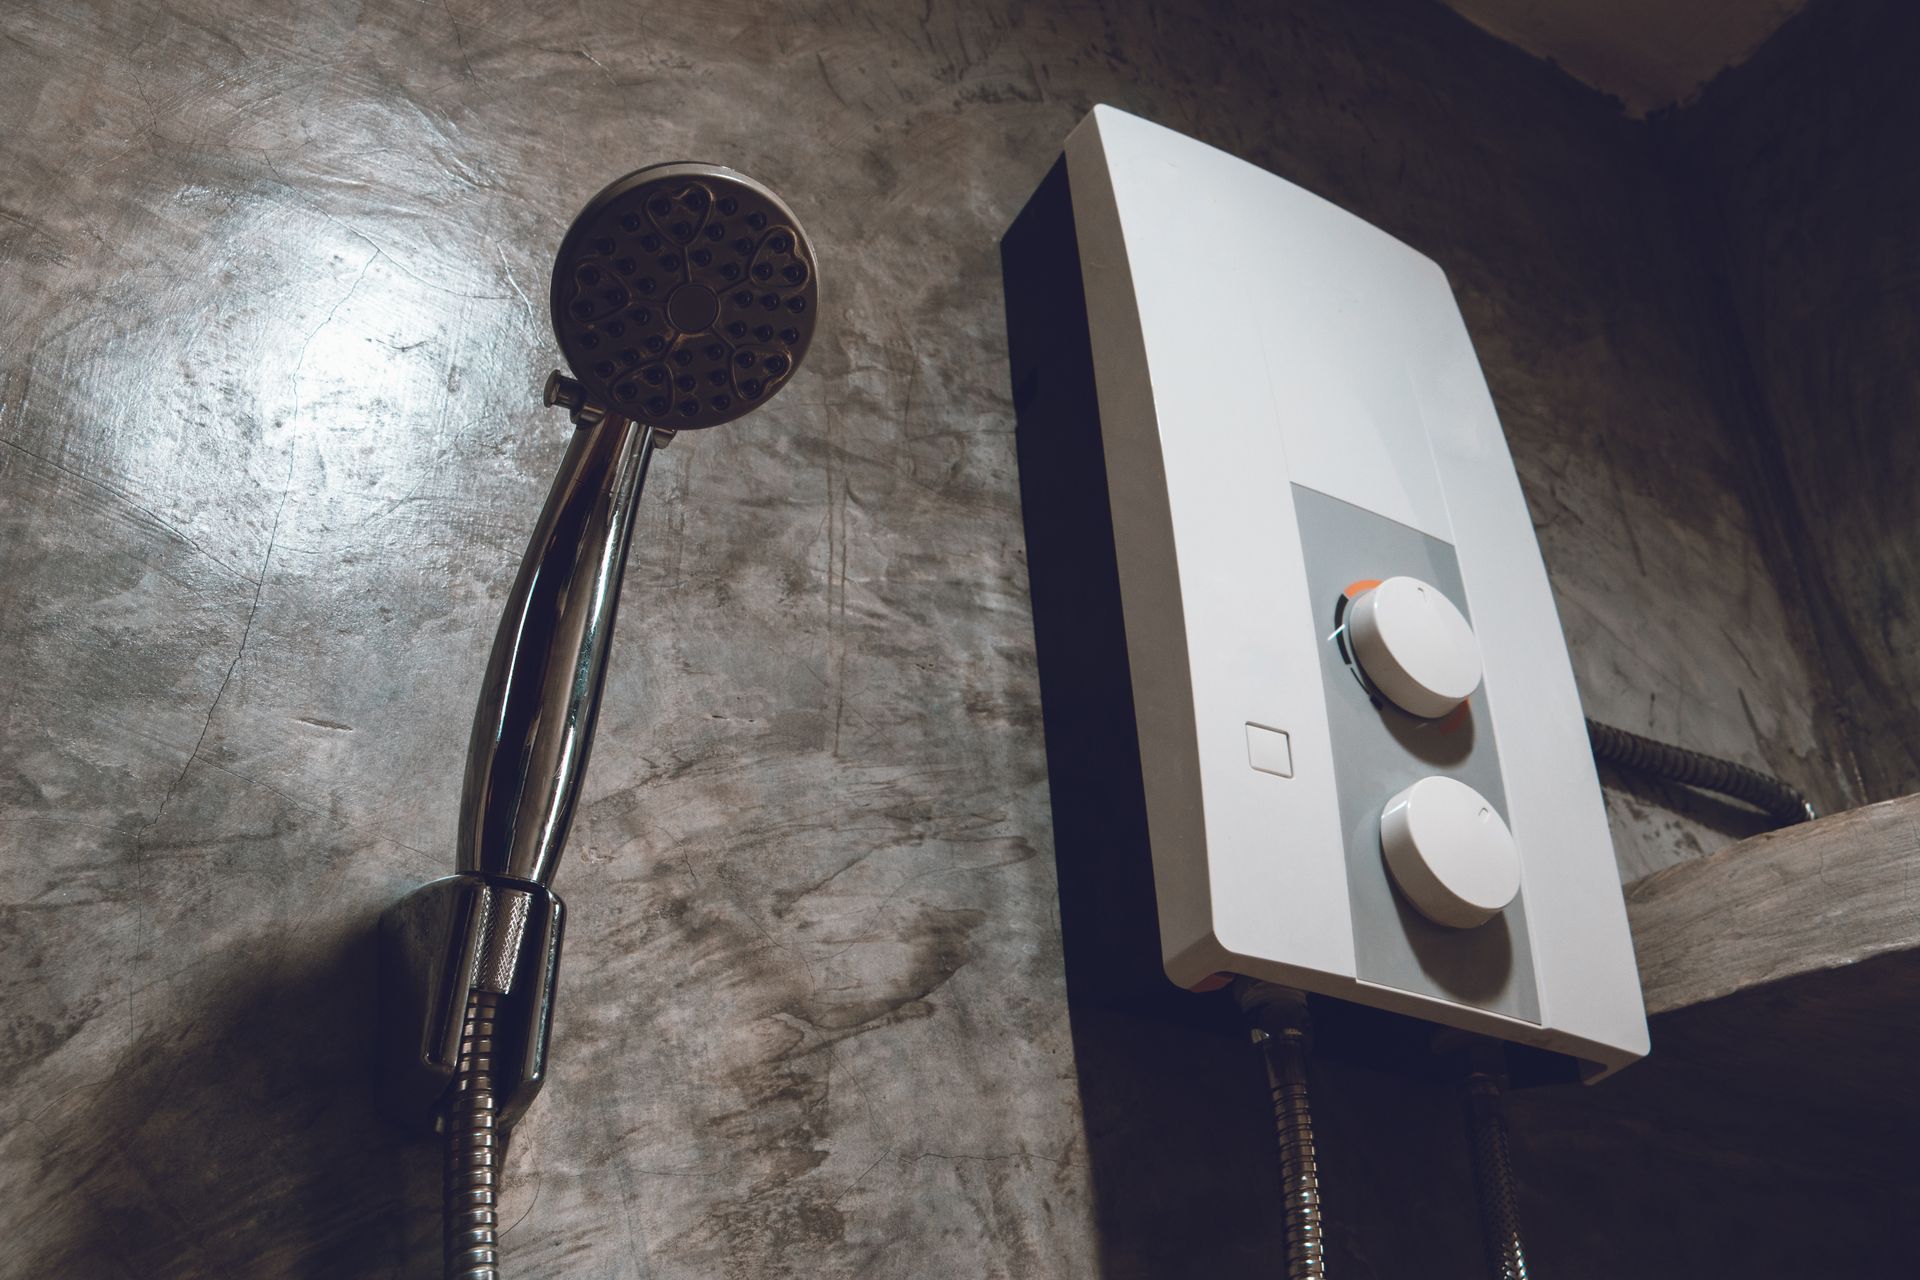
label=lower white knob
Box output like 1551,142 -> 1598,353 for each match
1380,776 -> 1521,929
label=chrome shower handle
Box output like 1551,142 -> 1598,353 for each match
457,398 -> 665,889
382,161 -> 819,1280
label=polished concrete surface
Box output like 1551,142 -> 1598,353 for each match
1667,0 -> 1920,802
0,0 -> 1854,1276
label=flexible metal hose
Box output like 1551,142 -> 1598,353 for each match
1237,980 -> 1329,1280
445,990 -> 505,1280
1258,1023 -> 1329,1279
1585,717 -> 1814,828
1464,1067 -> 1529,1280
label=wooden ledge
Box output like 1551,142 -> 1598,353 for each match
1626,791 -> 1920,1016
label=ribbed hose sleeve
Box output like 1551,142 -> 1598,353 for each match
1585,718 -> 1814,828
1465,1069 -> 1529,1280
1259,1025 -> 1330,1279
445,990 -> 505,1280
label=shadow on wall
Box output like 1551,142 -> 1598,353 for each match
21,919 -> 439,1278
1001,153 -> 1286,1278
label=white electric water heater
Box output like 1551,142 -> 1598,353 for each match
1006,106 -> 1646,1078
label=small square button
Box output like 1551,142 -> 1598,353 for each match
1245,723 -> 1293,778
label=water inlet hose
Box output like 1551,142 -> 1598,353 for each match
1586,718 -> 1813,828
1464,1062 -> 1529,1280
1240,982 -> 1329,1279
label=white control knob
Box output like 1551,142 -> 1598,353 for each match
1380,776 -> 1521,928
1347,576 -> 1482,719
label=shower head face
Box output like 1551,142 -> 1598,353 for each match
550,162 -> 819,430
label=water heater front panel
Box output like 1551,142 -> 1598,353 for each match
1045,105 -> 1645,1076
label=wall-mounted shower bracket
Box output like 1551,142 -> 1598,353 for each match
378,874 -> 565,1133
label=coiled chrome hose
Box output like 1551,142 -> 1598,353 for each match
1464,1062 -> 1529,1280
445,991 -> 505,1280
1240,982 -> 1328,1279
1585,717 -> 1813,827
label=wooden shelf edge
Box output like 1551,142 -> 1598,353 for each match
1625,791 -> 1920,1016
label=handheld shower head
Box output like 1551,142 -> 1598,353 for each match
463,163 -> 820,892
547,162 -> 818,431
381,163 -> 819,1280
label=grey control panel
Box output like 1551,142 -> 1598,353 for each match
1291,483 -> 1541,1023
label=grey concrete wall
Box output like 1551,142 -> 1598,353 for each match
0,0 -> 1857,1276
1662,0 -> 1920,802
